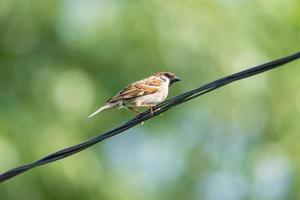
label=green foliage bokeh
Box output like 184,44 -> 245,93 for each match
0,0 -> 300,199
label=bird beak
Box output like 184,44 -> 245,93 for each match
172,76 -> 181,82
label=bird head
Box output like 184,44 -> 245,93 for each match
155,72 -> 181,85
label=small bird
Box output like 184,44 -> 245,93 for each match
88,72 -> 181,118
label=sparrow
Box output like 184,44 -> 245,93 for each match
88,72 -> 181,118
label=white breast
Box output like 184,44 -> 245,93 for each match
159,80 -> 169,101
131,80 -> 169,107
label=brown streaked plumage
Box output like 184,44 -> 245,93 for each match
88,72 -> 181,118
107,76 -> 162,103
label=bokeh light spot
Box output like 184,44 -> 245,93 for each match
53,69 -> 95,115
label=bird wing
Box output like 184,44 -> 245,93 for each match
107,76 -> 162,103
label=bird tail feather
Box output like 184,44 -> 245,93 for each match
88,103 -> 116,118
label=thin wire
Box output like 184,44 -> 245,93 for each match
1,51 -> 300,183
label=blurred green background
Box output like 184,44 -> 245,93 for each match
0,0 -> 300,199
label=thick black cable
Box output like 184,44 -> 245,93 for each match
1,51 -> 299,183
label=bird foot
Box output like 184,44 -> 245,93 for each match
150,107 -> 161,115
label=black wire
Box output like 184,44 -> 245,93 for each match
1,51 -> 300,183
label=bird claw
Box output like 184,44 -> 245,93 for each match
150,107 -> 161,115
150,109 -> 154,115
